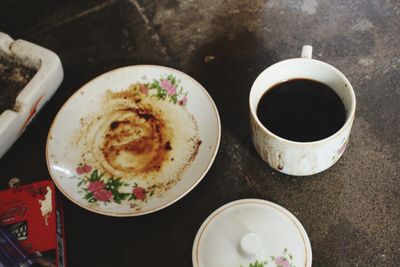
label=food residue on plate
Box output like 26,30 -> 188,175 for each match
72,75 -> 201,207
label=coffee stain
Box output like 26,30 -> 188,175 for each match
277,154 -> 284,170
73,83 -> 201,197
102,106 -> 170,175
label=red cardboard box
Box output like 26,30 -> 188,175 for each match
0,180 -> 66,266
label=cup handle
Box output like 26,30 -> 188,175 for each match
301,45 -> 313,59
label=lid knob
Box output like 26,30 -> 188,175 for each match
239,232 -> 262,257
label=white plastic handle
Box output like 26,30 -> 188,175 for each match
301,45 -> 313,59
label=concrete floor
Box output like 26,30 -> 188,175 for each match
1,0 -> 399,266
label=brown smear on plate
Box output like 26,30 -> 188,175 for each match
74,83 -> 201,196
102,105 -> 171,175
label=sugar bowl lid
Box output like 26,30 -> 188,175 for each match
192,199 -> 312,267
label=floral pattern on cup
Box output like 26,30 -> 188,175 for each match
139,74 -> 188,106
75,163 -> 154,204
241,248 -> 295,267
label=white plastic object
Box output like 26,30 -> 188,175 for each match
0,32 -> 63,158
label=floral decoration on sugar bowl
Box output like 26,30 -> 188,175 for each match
241,248 -> 296,267
139,74 -> 188,106
75,163 -> 155,205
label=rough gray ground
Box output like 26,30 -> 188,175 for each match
0,0 -> 399,266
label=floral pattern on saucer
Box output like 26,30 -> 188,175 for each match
141,74 -> 188,106
241,248 -> 295,267
75,163 -> 155,204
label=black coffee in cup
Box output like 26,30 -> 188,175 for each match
256,79 -> 346,142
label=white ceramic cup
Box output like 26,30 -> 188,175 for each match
249,45 -> 356,176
